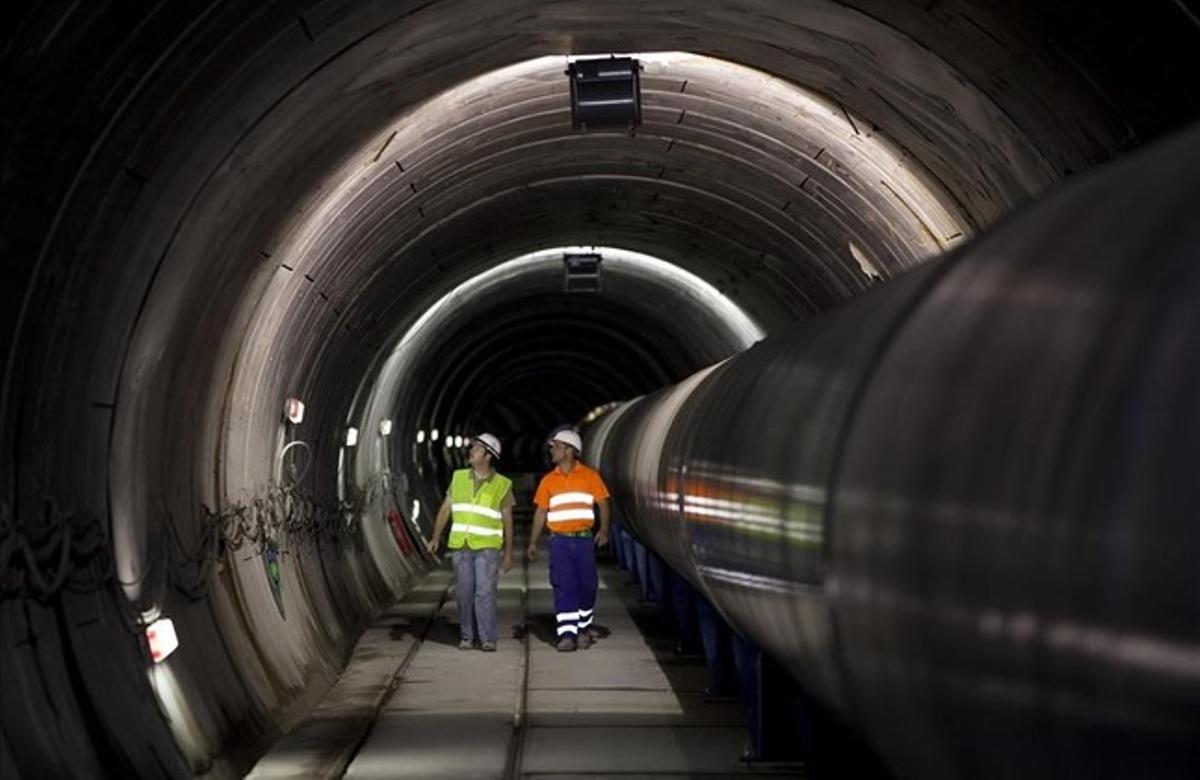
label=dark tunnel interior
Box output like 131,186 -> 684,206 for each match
2,1 -> 1199,776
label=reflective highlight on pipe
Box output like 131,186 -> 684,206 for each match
589,125 -> 1200,779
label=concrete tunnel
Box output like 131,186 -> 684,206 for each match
2,2 -> 1199,777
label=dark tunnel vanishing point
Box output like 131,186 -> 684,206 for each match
2,2 -> 1199,778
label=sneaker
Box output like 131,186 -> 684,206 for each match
480,641 -> 496,652
577,632 -> 594,650
459,638 -> 474,650
556,636 -> 577,652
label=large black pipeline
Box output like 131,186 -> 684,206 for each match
589,124 -> 1200,779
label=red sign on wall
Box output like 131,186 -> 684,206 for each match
387,509 -> 414,556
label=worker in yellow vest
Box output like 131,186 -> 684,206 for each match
427,433 -> 514,651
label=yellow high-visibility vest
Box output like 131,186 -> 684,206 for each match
447,469 -> 511,550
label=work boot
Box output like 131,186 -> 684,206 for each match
556,636 -> 577,652
577,631 -> 594,649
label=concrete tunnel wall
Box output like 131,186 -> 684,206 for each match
2,1 -> 1198,776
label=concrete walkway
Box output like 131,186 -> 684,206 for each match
250,549 -> 804,778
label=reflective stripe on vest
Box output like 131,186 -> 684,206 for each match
547,490 -> 596,526
447,469 -> 511,550
549,492 -> 595,507
450,503 -> 502,519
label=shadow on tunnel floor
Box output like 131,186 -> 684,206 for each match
388,618 -> 465,648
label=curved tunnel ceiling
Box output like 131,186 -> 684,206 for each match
356,245 -> 766,473
215,46 -> 972,514
3,2 -> 1199,776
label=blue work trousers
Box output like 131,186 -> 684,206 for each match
451,547 -> 500,643
548,534 -> 598,637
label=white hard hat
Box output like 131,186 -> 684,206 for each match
473,433 -> 501,459
549,429 -> 582,453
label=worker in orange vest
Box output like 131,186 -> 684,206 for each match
526,428 -> 610,651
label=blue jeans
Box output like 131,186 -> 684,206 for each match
451,547 -> 500,643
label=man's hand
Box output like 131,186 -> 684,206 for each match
525,544 -> 537,563
594,528 -> 609,548
502,551 -> 514,572
426,537 -> 440,554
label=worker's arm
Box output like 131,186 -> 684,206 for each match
426,494 -> 452,553
527,507 -> 548,562
595,499 -> 610,548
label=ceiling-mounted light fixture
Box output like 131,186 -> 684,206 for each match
567,56 -> 642,129
345,427 -> 359,447
563,251 -> 603,293
379,418 -> 393,436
